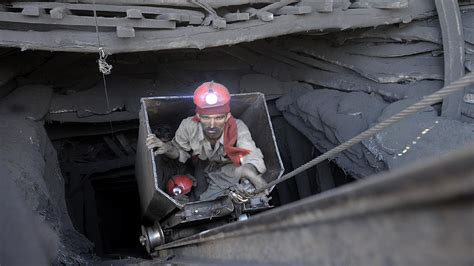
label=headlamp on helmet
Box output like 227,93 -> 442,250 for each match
205,89 -> 218,105
193,81 -> 231,115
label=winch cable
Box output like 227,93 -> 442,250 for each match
253,72 -> 474,195
92,0 -> 114,134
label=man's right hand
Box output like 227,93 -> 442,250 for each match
146,134 -> 171,155
236,164 -> 268,191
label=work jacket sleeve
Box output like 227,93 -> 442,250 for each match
171,119 -> 193,163
236,120 -> 267,174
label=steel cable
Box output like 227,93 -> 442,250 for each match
92,0 -> 114,134
254,72 -> 474,194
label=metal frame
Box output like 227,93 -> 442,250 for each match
135,93 -> 284,223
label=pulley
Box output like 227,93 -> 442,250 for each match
139,223 -> 165,254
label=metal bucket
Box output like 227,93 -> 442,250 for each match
135,93 -> 284,223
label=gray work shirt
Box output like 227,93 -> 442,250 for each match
171,116 -> 266,174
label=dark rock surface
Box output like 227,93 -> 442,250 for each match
0,167 -> 58,265
277,89 -> 389,178
0,85 -> 95,264
277,89 -> 474,178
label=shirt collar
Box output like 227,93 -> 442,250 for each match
218,133 -> 225,145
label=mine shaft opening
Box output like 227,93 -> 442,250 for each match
46,120 -> 146,258
30,41 -> 358,258
46,119 -> 352,259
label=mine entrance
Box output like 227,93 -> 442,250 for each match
46,114 -> 353,258
35,44 -> 357,258
46,121 -> 146,258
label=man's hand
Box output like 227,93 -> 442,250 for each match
146,134 -> 173,156
236,164 -> 268,190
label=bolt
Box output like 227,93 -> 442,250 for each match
464,93 -> 474,104
139,235 -> 147,246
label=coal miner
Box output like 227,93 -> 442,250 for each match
146,81 -> 267,201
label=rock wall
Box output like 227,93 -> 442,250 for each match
0,87 -> 95,263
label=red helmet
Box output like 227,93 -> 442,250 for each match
193,82 -> 231,115
166,175 -> 193,196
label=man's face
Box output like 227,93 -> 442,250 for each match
198,113 -> 230,140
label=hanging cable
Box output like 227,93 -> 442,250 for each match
92,0 -> 114,134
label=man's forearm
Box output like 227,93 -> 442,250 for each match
163,144 -> 179,159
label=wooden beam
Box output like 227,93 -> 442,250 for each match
116,134 -> 135,155
0,11 -> 176,29
10,2 -> 204,17
275,5 -> 312,15
126,9 -> 143,19
298,0 -> 333,13
223,12 -> 250,23
103,136 -> 127,158
0,1 -> 436,53
156,13 -> 182,21
61,156 -> 135,174
21,6 -> 44,17
58,0 -> 275,9
350,0 -> 408,9
116,26 -> 136,38
50,7 -> 71,20
243,7 -> 273,21
373,0 -> 409,9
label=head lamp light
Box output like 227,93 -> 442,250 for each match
205,89 -> 218,105
172,186 -> 183,196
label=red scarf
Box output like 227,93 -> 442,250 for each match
192,115 -> 250,166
